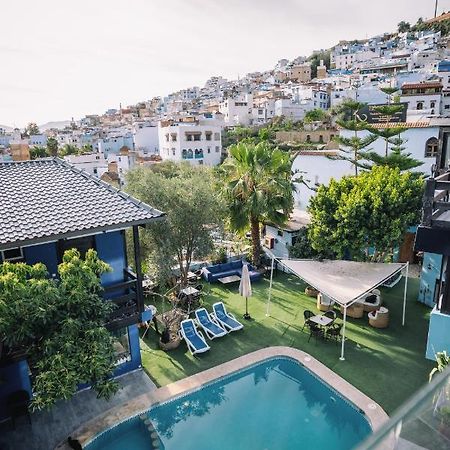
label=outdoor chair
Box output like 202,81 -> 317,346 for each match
368,307 -> 389,329
340,303 -> 364,319
358,289 -> 382,312
179,319 -> 210,355
194,308 -> 227,339
317,293 -> 335,312
212,302 -> 244,332
307,322 -> 324,343
302,310 -> 315,331
326,323 -> 343,344
322,310 -> 337,322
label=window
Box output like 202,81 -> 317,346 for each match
171,133 -> 177,142
59,236 -> 95,259
430,101 -> 436,109
1,247 -> 24,262
277,230 -> 283,237
306,135 -> 311,143
215,146 -> 220,152
172,148 -> 176,156
207,147 -> 211,153
165,133 -> 169,142
425,137 -> 439,158
417,101 -> 424,110
193,134 -> 201,141
319,135 -> 324,143
205,132 -> 212,141
111,327 -> 131,365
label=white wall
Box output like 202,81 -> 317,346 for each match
292,153 -> 354,210
133,124 -> 159,155
158,121 -> 222,166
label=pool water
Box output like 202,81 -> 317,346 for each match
86,357 -> 372,450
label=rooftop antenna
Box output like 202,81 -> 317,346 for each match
435,0 -> 438,18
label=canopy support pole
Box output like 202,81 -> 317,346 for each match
402,262 -> 409,326
340,306 -> 347,361
266,256 -> 275,316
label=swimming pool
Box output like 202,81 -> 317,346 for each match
85,356 -> 372,450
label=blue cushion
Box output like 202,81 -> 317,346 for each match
230,260 -> 242,270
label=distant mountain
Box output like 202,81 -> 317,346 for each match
38,120 -> 72,131
0,124 -> 14,132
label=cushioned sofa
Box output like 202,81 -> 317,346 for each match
202,260 -> 262,283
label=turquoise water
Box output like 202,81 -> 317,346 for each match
86,357 -> 372,450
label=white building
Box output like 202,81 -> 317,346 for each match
292,122 -> 441,209
158,115 -> 223,166
333,50 -> 378,70
400,81 -> 442,118
133,122 -> 159,155
28,134 -> 47,147
219,93 -> 253,126
274,98 -> 308,121
263,209 -> 311,258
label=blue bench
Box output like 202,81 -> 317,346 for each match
202,260 -> 262,283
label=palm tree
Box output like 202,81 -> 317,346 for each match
221,141 -> 294,267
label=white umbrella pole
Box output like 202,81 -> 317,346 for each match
340,306 -> 347,361
266,256 -> 275,317
402,262 -> 409,326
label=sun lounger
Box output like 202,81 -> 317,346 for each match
212,302 -> 244,332
195,308 -> 227,339
179,319 -> 210,355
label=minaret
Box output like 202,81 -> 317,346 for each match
317,60 -> 327,79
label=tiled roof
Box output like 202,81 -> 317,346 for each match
0,158 -> 164,249
401,82 -> 442,90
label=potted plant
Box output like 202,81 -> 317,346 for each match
430,351 -> 450,439
158,308 -> 186,351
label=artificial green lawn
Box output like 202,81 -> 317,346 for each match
140,272 -> 435,415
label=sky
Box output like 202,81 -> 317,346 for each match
0,0 -> 448,128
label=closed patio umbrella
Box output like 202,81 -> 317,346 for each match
239,263 -> 252,320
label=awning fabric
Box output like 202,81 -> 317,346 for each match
279,259 -> 405,306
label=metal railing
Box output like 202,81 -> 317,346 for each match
422,171 -> 450,228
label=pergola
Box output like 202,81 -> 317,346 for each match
266,258 -> 409,360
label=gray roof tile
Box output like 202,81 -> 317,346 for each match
0,158 -> 164,249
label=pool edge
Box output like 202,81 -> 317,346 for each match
57,346 -> 389,449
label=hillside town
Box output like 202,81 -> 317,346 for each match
3,6 -> 450,450
1,15 -> 449,191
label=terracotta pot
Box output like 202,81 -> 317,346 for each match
305,286 -> 319,298
159,336 -> 181,351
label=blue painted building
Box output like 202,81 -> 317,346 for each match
0,158 -> 164,420
415,170 -> 450,360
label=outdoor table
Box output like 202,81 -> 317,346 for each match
309,314 -> 333,327
218,275 -> 241,284
181,286 -> 199,296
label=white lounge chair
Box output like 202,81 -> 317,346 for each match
195,308 -> 227,339
179,319 -> 210,355
212,302 -> 244,332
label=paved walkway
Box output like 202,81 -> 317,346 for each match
0,369 -> 156,450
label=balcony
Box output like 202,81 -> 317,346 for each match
416,171 -> 450,255
103,268 -> 142,329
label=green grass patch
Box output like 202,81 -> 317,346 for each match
140,272 -> 434,415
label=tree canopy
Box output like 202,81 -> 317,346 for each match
308,166 -> 424,261
126,162 -> 224,285
0,249 -> 119,410
220,141 -> 295,266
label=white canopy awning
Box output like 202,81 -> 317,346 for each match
266,258 -> 409,361
279,259 -> 405,306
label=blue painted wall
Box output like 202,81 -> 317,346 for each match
23,242 -> 58,277
95,231 -> 127,287
0,360 -> 32,421
419,252 -> 443,308
113,325 -> 142,377
426,307 -> 450,360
